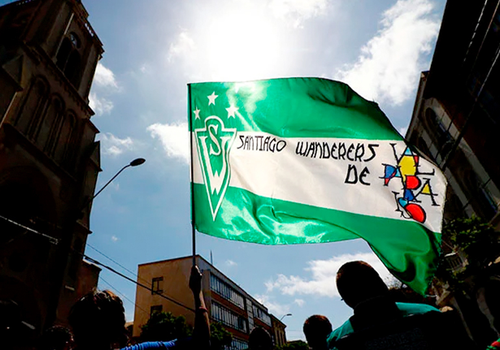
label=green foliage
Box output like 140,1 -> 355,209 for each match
140,311 -> 192,342
210,322 -> 232,350
443,216 -> 499,271
275,340 -> 309,350
436,216 -> 499,294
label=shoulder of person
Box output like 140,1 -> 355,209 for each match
327,319 -> 354,346
395,302 -> 440,315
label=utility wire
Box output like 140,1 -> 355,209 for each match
0,213 -> 195,313
99,276 -> 149,316
83,254 -> 195,313
0,214 -> 58,245
85,243 -> 153,288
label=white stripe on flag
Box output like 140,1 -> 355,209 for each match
192,132 -> 446,233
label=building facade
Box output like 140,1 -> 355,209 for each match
0,0 -> 103,340
406,0 -> 500,345
407,0 -> 500,228
133,255 -> 287,349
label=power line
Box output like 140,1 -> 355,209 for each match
85,243 -> 153,289
83,254 -> 195,313
0,214 -> 58,245
0,213 -> 195,313
99,276 -> 149,316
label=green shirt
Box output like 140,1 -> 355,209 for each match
327,302 -> 440,349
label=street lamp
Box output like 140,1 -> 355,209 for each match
280,313 -> 292,321
83,158 -> 146,210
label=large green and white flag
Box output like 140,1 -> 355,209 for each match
188,78 -> 446,294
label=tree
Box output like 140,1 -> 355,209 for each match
209,322 -> 232,350
445,216 -> 499,271
434,216 -> 500,345
140,311 -> 192,342
275,340 -> 309,350
436,216 -> 499,289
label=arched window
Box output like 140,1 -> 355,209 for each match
424,107 -> 453,157
39,96 -> 64,154
56,38 -> 72,70
63,114 -> 78,169
54,113 -> 75,164
55,32 -> 82,89
66,50 -> 82,87
16,78 -> 48,137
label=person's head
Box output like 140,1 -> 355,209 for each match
336,261 -> 388,309
303,315 -> 332,350
249,327 -> 273,350
38,326 -> 73,350
69,290 -> 127,350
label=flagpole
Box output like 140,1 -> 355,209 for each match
188,84 -> 196,267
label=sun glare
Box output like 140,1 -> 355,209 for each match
202,7 -> 285,81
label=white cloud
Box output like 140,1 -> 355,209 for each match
335,0 -> 440,106
265,252 -> 393,298
98,133 -> 135,156
147,122 -> 189,164
94,62 -> 119,89
167,31 -> 195,62
399,126 -> 408,137
268,0 -> 329,28
89,63 -> 120,115
225,260 -> 237,267
294,299 -> 305,307
89,92 -> 114,116
255,294 -> 291,317
111,235 -> 119,242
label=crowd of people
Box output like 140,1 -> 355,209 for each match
3,261 -> 500,350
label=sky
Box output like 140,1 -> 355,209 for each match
4,0 -> 446,341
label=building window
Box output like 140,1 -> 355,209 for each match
56,32 -> 82,88
211,301 -> 247,333
69,32 -> 81,48
210,274 -> 245,309
150,305 -> 162,316
252,305 -> 271,326
152,277 -> 163,295
225,338 -> 248,350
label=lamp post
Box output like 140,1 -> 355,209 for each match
91,157 -> 146,201
82,158 -> 146,212
280,313 -> 292,321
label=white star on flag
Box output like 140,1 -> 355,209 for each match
193,108 -> 201,119
207,92 -> 218,105
226,105 -> 239,118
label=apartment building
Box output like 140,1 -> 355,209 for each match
133,255 -> 287,349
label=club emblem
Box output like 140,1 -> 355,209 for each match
195,116 -> 237,220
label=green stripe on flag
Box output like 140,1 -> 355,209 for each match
189,78 -> 402,140
193,184 -> 441,294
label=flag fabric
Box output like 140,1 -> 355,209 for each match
188,78 -> 446,294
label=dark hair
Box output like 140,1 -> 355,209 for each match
336,261 -> 388,308
69,290 -> 127,349
38,326 -> 72,350
249,326 -> 273,350
303,315 -> 332,349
